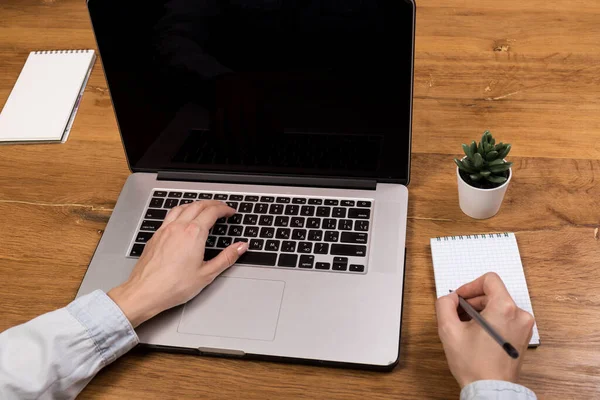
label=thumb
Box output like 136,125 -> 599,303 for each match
435,292 -> 461,340
202,241 -> 249,276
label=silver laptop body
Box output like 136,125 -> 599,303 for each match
79,0 -> 416,370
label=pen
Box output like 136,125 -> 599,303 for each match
450,290 -> 519,359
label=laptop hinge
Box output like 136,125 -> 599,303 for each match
157,171 -> 377,190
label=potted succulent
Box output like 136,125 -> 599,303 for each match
454,131 -> 513,219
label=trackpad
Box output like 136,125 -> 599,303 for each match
177,277 -> 285,341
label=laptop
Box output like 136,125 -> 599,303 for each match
78,0 -> 415,370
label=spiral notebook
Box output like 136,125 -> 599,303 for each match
0,49 -> 96,144
430,232 -> 540,346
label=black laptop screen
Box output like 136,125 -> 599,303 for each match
88,0 -> 414,183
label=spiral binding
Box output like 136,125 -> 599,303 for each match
435,232 -> 509,241
33,49 -> 93,55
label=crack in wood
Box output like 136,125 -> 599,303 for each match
0,199 -> 113,212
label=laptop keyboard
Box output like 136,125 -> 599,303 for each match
128,190 -> 373,274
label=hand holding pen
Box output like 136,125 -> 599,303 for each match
435,272 -> 535,388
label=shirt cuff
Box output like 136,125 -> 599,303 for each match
461,380 -> 537,400
67,290 -> 139,367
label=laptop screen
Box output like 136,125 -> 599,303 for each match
88,0 -> 414,183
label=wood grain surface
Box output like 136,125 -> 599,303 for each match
1,0 -> 599,398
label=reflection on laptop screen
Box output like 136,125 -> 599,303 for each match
89,0 -> 414,182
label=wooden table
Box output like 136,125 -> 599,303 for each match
1,0 -> 599,398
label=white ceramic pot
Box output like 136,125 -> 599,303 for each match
456,161 -> 512,219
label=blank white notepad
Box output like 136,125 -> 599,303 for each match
430,232 -> 540,346
0,50 -> 96,143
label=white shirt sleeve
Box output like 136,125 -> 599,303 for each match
461,380 -> 537,400
0,290 -> 139,400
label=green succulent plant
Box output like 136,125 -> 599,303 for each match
454,131 -> 512,187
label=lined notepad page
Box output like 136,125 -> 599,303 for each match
0,50 -> 95,143
430,233 -> 539,346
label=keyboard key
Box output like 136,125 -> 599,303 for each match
217,237 -> 233,248
308,198 -> 323,205
324,199 -> 338,206
243,214 -> 258,225
266,240 -> 280,251
350,264 -> 365,272
278,253 -> 298,268
269,204 -> 284,215
250,239 -> 264,250
180,199 -> 194,205
292,229 -> 307,240
259,215 -> 274,226
276,228 -> 291,240
240,202 -> 254,213
314,242 -> 329,254
299,255 -> 315,268
331,244 -> 367,257
355,220 -> 370,231
245,195 -> 259,202
260,227 -> 275,239
135,231 -> 154,243
281,241 -> 296,252
228,225 -> 244,236
341,200 -> 355,207
226,201 -> 239,210
244,226 -> 259,237
298,242 -> 312,253
276,197 -> 291,204
206,236 -> 217,247
236,251 -> 277,266
307,218 -> 320,229
216,217 -> 226,224
130,243 -> 145,257
168,192 -> 182,198
341,232 -> 368,244
236,238 -> 249,243
230,194 -> 244,201
141,220 -> 162,231
332,207 -> 346,218
260,196 -> 275,203
315,262 -> 330,270
183,192 -> 198,199
338,219 -> 353,230
145,209 -> 167,220
165,199 -> 179,208
334,256 -> 348,264
213,224 -> 228,235
316,207 -> 330,217
199,193 -> 213,200
323,218 -> 337,229
348,208 -> 371,219
300,205 -> 315,216
290,217 -> 305,228
332,263 -> 348,271
254,203 -> 269,214
292,198 -> 307,204
308,230 -> 323,241
285,205 -> 299,215
153,191 -> 167,197
324,231 -> 339,242
150,197 -> 164,208
274,216 -> 289,227
215,194 -> 228,200
228,214 -> 243,224
357,201 -> 372,208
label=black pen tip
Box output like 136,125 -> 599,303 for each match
503,343 -> 519,359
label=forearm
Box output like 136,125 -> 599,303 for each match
0,290 -> 138,399
461,380 -> 537,400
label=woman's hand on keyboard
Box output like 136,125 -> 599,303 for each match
108,200 -> 248,327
